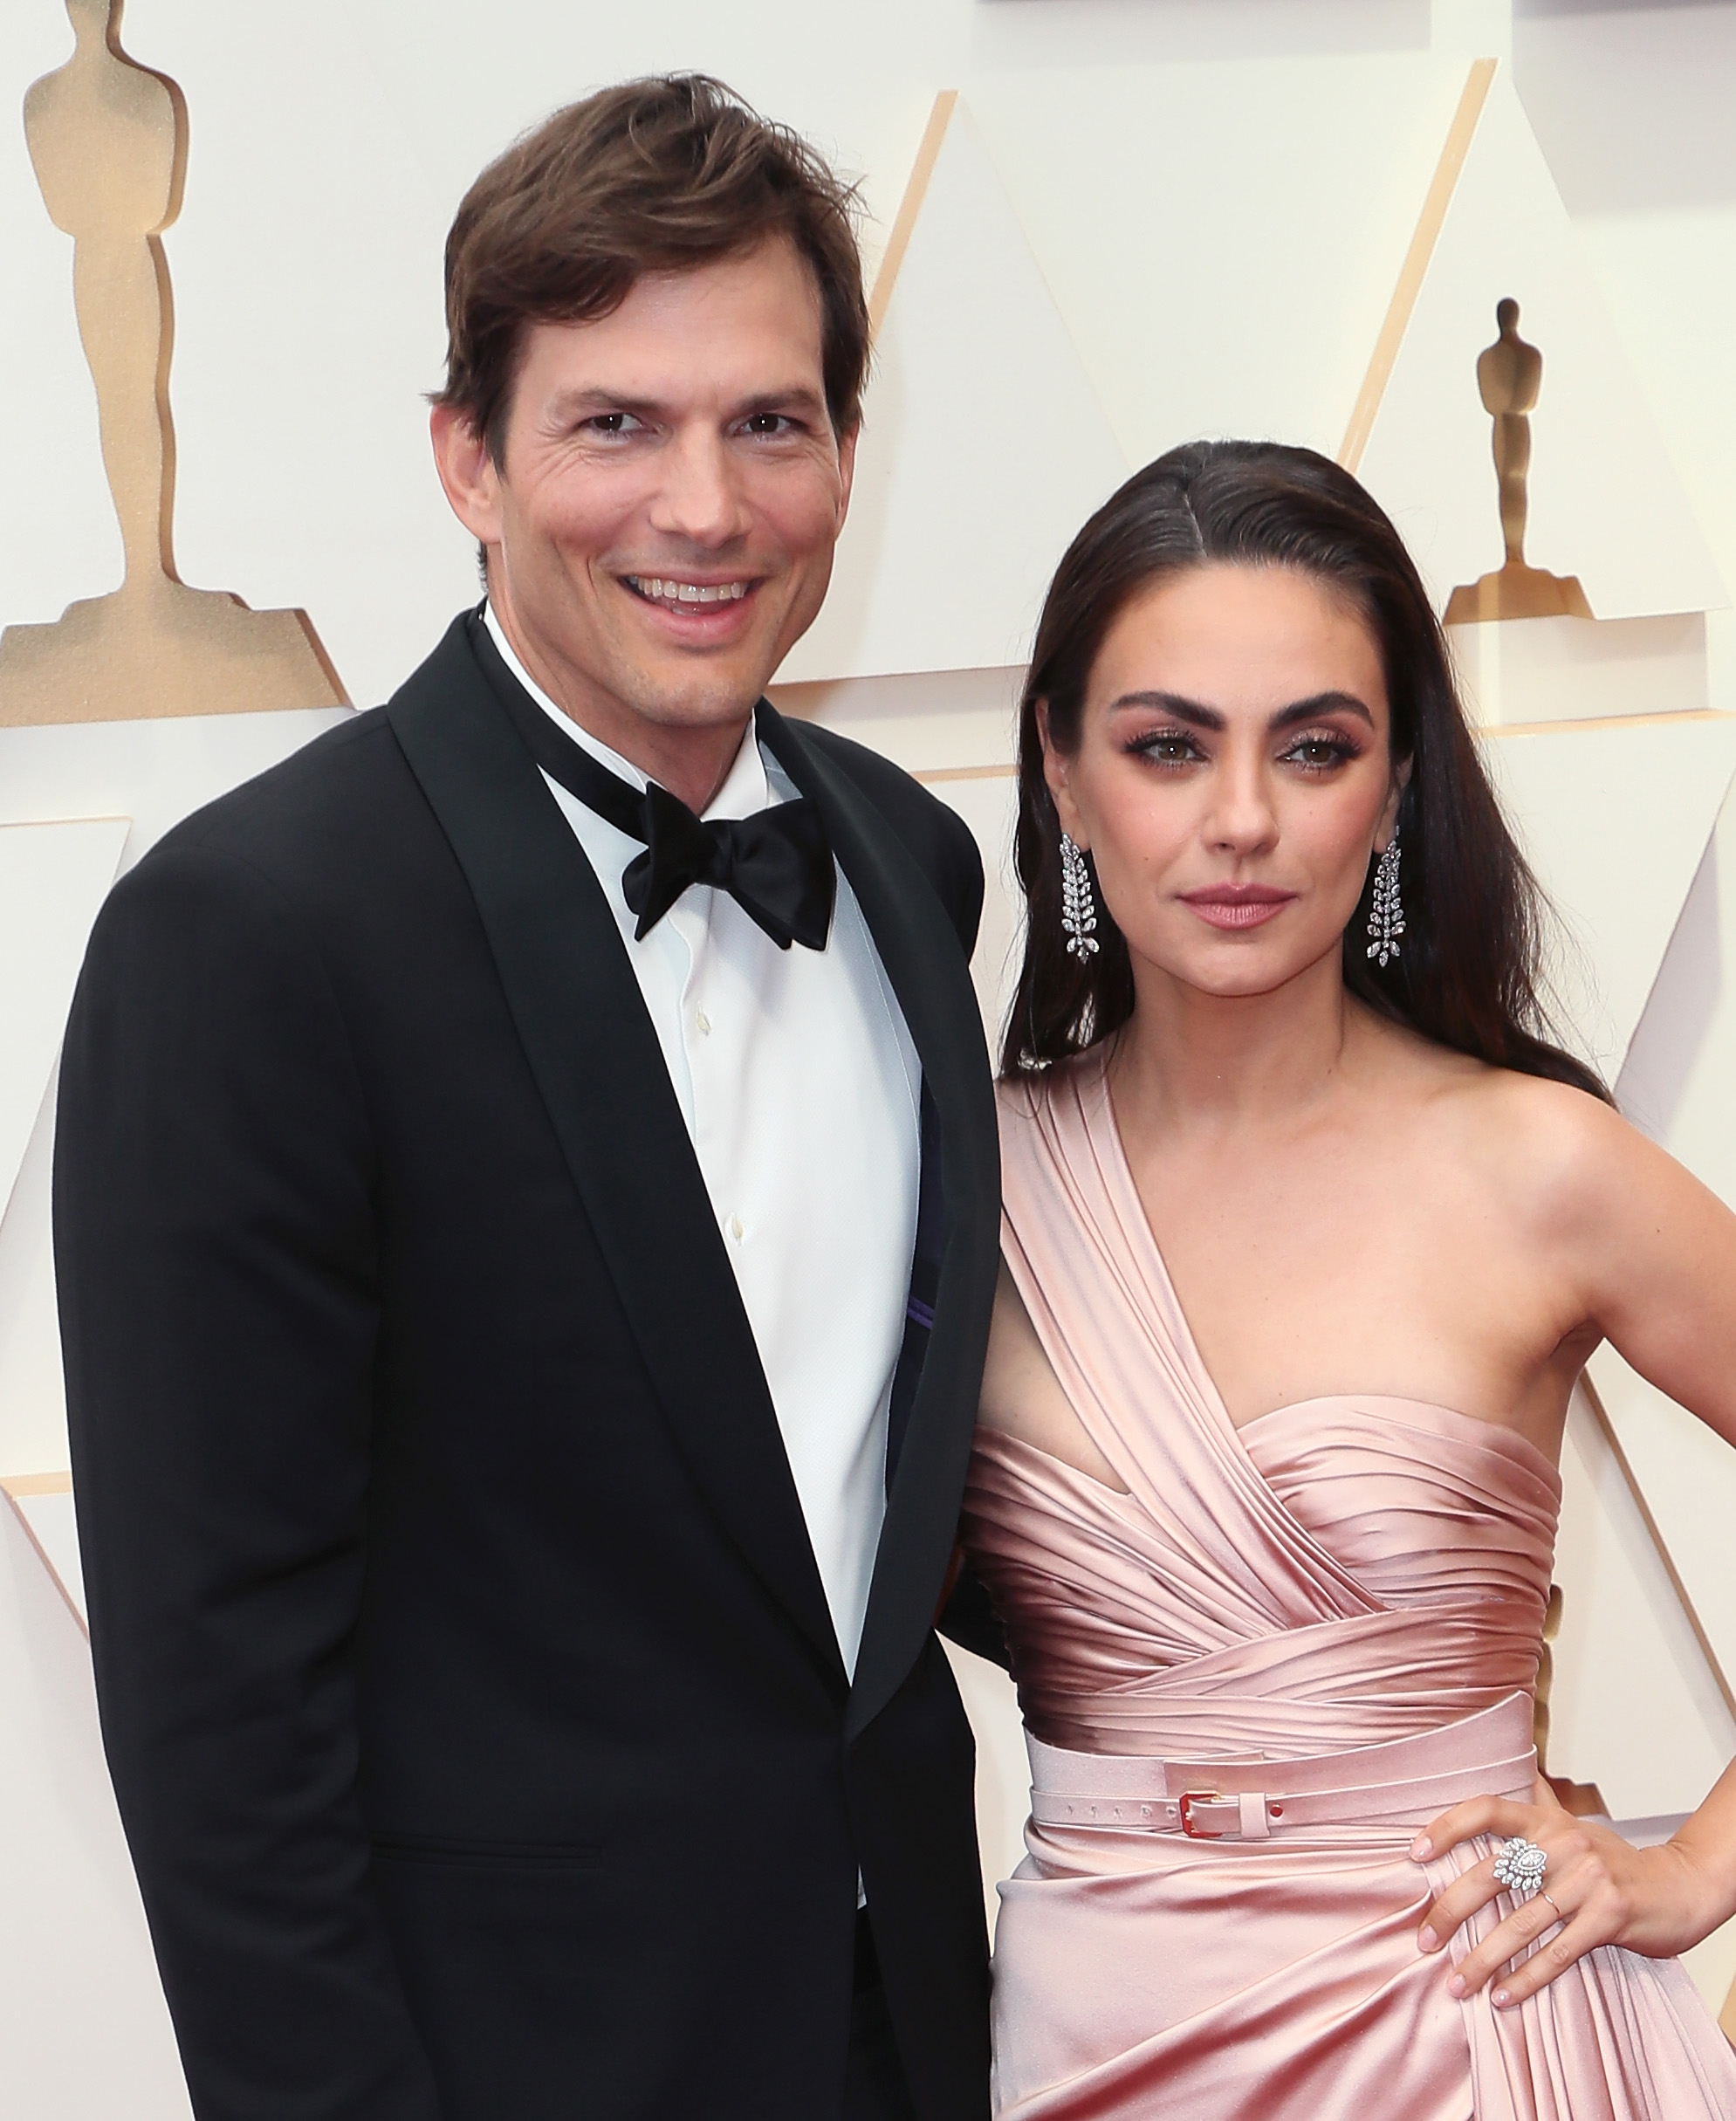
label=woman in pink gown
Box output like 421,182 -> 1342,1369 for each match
960,442 -> 1736,2118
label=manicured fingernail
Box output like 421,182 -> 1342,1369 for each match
1493,1988 -> 1512,2008
1447,1974 -> 1466,2000
1417,1925 -> 1438,1952
1410,1836 -> 1431,1859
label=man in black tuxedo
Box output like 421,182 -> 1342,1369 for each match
53,76 -> 999,2121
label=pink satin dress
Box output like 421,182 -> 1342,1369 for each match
961,1056 -> 1736,2118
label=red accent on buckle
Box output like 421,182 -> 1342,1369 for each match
1178,1792 -> 1225,1839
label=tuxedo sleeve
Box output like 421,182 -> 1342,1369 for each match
53,840 -> 443,2121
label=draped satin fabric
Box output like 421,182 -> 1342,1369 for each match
961,1056 -> 1736,2118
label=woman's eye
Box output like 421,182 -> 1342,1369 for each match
1129,731 -> 1202,766
1283,735 -> 1356,770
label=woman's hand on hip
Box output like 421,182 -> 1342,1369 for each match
1412,1779 -> 1731,2007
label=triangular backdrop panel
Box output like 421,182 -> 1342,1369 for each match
779,100 -> 1129,683
967,54 -> 1465,470
1359,71 -> 1726,621
1551,1383 -> 1736,1822
1588,1348 -> 1736,1724
0,817 -> 128,1222
1479,716 -> 1736,1077
3,1484 -> 85,1630
929,772 -> 1022,1040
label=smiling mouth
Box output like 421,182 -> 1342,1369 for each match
623,575 -> 754,607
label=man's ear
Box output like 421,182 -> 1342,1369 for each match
430,404 -> 504,549
1036,700 -> 1087,848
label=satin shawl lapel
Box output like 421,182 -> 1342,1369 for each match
388,620 -> 846,1693
758,707 -> 1000,1740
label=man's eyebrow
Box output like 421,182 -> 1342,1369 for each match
544,387 -> 665,423
732,385 -> 830,422
541,384 -> 831,424
1107,689 -> 1376,731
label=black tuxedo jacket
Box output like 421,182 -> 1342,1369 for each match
53,613 -> 1001,2121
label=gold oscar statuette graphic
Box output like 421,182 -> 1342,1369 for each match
1445,299 -> 1593,626
0,0 -> 346,724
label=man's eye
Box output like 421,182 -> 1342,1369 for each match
742,413 -> 796,436
583,412 -> 642,436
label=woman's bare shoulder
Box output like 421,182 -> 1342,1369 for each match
1420,1048 -> 1654,1232
1355,1010 -> 1640,1215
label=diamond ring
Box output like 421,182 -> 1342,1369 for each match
1493,1836 -> 1548,1901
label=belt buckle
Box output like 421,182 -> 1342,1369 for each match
1177,1790 -> 1227,1839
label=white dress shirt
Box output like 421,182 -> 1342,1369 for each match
484,606 -> 922,1679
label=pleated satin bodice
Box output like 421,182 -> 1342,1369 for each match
962,1057 -> 1559,1762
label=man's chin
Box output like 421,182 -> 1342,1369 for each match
618,670 -> 771,734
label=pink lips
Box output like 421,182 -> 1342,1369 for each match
1178,885 -> 1297,931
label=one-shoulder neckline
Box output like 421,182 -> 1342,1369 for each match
1051,1053 -> 1565,1492
1237,1393 -> 1562,1493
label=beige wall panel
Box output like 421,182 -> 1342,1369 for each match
0,823 -> 124,1471
942,1639 -> 1028,1943
1550,1389 -> 1736,2017
0,820 -> 127,1220
0,708 -> 347,1474
1477,714 -> 1736,1075
930,769 -> 1023,1045
770,664 -> 1022,780
0,1084 -> 70,1479
1617,706 -> 1736,1632
3,1478 -> 84,1633
1451,612 -> 1709,727
779,100 -> 1128,683
1357,72 -> 1726,621
0,709 -> 347,853
1583,805 -> 1736,1761
1586,1349 -> 1736,1741
0,1502 -> 189,2118
1549,1387 -> 1735,1822
968,55 -> 1465,470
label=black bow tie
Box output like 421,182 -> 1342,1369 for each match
482,632 -> 835,951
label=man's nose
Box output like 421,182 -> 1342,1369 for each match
649,428 -> 752,548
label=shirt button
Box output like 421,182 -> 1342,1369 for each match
730,1215 -> 744,1241
696,1011 -> 711,1036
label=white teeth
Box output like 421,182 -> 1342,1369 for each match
628,576 -> 749,606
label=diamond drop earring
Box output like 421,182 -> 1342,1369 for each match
1366,832 -> 1403,968
1060,833 -> 1100,960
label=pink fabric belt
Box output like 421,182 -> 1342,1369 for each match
1026,1692 -> 1536,1842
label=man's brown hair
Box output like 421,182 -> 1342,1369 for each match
435,74 -> 870,463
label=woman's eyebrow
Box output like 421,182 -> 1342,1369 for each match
1270,691 -> 1376,731
1108,690 -> 1224,730
1107,689 -> 1376,731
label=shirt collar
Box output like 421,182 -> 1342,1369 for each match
484,601 -> 770,822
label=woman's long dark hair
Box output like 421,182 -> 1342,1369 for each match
1005,439 -> 1609,1101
